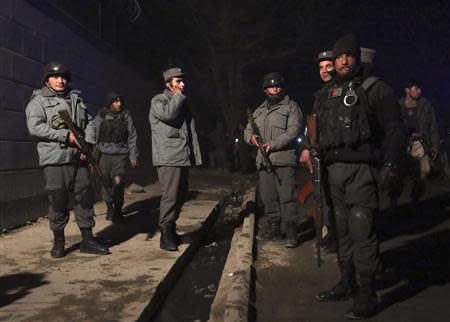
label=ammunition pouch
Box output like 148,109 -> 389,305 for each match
318,83 -> 373,150
49,115 -> 69,149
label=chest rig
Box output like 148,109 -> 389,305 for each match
316,77 -> 379,150
99,110 -> 129,143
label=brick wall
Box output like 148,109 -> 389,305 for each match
0,0 -> 159,229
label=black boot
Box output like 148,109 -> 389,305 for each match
80,228 -> 110,255
106,201 -> 114,221
256,217 -> 273,241
160,224 -> 178,251
171,223 -> 191,245
285,223 -> 299,248
317,261 -> 355,301
270,219 -> 283,241
345,273 -> 378,320
50,230 -> 65,258
112,202 -> 126,224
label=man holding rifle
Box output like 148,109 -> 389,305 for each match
26,61 -> 109,258
300,35 -> 405,319
244,72 -> 303,248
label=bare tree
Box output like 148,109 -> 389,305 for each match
143,0 -> 342,135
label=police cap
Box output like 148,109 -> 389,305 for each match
163,67 -> 186,82
316,50 -> 333,62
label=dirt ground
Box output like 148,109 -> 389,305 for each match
0,169 -> 234,322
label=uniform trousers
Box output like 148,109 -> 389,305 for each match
98,153 -> 127,205
157,166 -> 189,227
259,166 -> 298,230
326,162 -> 379,275
44,164 -> 95,231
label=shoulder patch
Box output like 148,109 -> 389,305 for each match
328,87 -> 343,98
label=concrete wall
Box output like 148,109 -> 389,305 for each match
0,0 -> 158,230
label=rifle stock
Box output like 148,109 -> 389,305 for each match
58,110 -> 110,193
247,109 -> 281,184
307,114 -> 323,267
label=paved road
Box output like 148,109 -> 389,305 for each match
254,179 -> 450,322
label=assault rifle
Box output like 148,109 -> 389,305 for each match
247,109 -> 281,184
58,110 -> 111,195
307,114 -> 324,267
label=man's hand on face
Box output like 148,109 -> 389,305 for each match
168,77 -> 185,94
169,84 -> 182,94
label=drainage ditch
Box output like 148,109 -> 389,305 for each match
140,193 -> 244,322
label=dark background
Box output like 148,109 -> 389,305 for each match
136,0 -> 450,138
33,0 -> 450,140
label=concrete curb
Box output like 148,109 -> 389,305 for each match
209,187 -> 256,322
138,195 -> 229,321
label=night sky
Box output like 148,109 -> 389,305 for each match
135,0 -> 450,136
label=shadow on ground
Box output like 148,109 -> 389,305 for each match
96,196 -> 161,247
374,192 -> 450,313
64,196 -> 161,254
377,193 -> 450,241
377,228 -> 450,311
0,273 -> 48,308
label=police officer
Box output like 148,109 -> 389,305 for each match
317,50 -> 335,83
244,72 -> 303,248
149,67 -> 202,251
85,92 -> 138,224
399,79 -> 440,200
308,50 -> 338,253
300,35 -> 405,319
300,51 -> 335,172
25,62 -> 109,258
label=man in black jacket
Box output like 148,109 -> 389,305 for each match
300,34 -> 406,320
399,80 -> 440,200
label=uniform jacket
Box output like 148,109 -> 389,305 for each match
85,108 -> 139,160
244,95 -> 303,169
314,74 -> 405,165
149,89 -> 202,166
398,97 -> 440,151
25,86 -> 92,166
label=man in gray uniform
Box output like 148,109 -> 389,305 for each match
25,62 -> 109,258
245,72 -> 303,248
149,67 -> 202,251
85,92 -> 138,224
